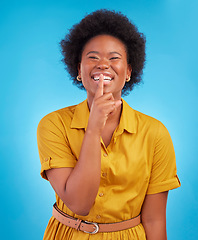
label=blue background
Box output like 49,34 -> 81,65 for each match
1,0 -> 197,239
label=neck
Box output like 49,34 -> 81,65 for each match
107,103 -> 122,125
87,91 -> 122,110
87,94 -> 122,125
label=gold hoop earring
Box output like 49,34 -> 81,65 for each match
126,76 -> 131,82
77,76 -> 82,81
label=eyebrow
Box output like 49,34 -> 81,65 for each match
86,51 -> 99,55
86,51 -> 122,56
110,51 -> 122,56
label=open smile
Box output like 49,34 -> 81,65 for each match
92,76 -> 113,82
91,73 -> 114,82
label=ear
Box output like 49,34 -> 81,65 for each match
78,63 -> 81,77
127,64 -> 132,77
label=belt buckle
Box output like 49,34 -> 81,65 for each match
83,221 -> 99,234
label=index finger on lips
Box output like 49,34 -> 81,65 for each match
94,74 -> 104,99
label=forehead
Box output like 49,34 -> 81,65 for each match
82,34 -> 127,54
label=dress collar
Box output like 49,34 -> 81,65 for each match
70,99 -> 137,134
70,99 -> 90,130
115,99 -> 137,136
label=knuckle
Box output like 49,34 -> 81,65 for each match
108,92 -> 113,97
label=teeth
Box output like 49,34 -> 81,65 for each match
93,76 -> 112,81
104,79 -> 111,81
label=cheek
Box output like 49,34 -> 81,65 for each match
114,62 -> 128,75
80,68 -> 88,82
80,61 -> 92,77
80,66 -> 92,88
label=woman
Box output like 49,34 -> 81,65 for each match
37,9 -> 181,240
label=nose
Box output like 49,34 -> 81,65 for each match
96,58 -> 110,69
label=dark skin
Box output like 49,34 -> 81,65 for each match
46,35 -> 168,239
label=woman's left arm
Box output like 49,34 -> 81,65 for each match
141,191 -> 168,240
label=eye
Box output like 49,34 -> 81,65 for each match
88,56 -> 99,59
110,57 -> 120,60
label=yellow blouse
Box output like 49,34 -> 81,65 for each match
37,99 -> 180,240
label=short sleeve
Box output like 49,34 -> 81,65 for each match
37,112 -> 77,180
147,122 -> 181,194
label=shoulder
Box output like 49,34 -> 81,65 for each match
123,100 -> 170,139
133,108 -> 162,130
37,104 -> 78,130
123,99 -> 160,125
134,109 -> 172,142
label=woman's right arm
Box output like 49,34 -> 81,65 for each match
46,127 -> 101,216
46,75 -> 121,216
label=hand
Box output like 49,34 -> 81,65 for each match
87,74 -> 122,134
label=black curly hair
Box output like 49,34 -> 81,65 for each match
60,9 -> 146,96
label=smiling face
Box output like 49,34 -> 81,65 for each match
78,35 -> 132,101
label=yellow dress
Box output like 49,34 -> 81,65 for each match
37,99 -> 181,240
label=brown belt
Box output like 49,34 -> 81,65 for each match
52,203 -> 141,234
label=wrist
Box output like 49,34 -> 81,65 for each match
86,125 -> 102,137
